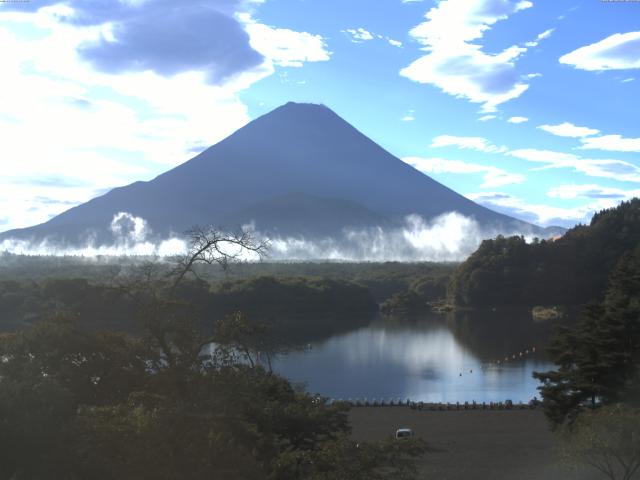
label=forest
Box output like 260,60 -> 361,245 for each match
448,199 -> 640,308
0,228 -> 429,479
0,251 -> 456,336
3,201 -> 640,478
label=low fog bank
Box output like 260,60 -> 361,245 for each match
0,211 -> 547,262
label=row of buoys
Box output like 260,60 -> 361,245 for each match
488,346 -> 537,367
456,346 -> 538,376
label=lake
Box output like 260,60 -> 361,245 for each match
272,310 -> 557,403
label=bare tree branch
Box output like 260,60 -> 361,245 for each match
170,226 -> 268,290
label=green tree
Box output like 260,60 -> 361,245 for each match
534,248 -> 640,426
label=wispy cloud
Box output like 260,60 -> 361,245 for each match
404,156 -> 525,188
538,122 -> 600,138
547,184 -> 640,200
430,135 -> 508,153
467,191 -> 614,227
342,27 -> 374,43
507,116 -> 528,124
525,28 -> 554,47
537,121 -> 640,153
560,31 -> 640,71
578,134 -> 640,153
509,149 -> 640,183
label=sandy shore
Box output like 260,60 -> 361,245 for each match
349,407 -> 600,480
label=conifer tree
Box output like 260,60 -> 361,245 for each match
534,247 -> 640,426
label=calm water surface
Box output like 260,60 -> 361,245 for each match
273,311 -> 557,403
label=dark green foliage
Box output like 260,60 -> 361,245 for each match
380,274 -> 450,316
0,275 -> 377,340
449,199 -> 640,307
0,315 -> 427,479
205,276 -> 377,320
533,246 -> 640,426
271,435 -> 428,480
380,290 -> 428,316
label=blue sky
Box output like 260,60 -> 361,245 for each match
0,0 -> 639,231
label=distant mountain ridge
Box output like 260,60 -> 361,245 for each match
1,102 -> 554,246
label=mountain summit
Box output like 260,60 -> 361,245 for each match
2,102 -> 543,245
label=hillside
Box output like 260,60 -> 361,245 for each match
448,199 -> 640,308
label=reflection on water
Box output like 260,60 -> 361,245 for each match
272,311 -> 557,403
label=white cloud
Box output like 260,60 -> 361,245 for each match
343,28 -> 403,48
430,135 -> 508,154
536,122 -> 640,153
538,122 -> 600,138
0,5 -> 328,232
622,78 -> 635,83
525,28 -> 554,47
400,0 -> 535,112
547,184 -> 640,200
467,192 -> 615,227
543,160 -> 640,184
509,148 -> 579,163
404,156 -> 525,188
509,149 -> 640,183
478,115 -> 497,122
342,27 -> 374,43
560,31 -> 640,71
507,116 -> 528,124
402,115 -> 415,122
244,19 -> 331,67
578,134 -> 640,153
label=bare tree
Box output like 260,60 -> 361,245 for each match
170,226 -> 268,290
561,404 -> 640,480
104,225 -> 268,372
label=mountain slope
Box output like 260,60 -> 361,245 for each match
219,193 -> 393,237
1,102 -> 542,245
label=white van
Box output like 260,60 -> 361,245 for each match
395,428 -> 414,439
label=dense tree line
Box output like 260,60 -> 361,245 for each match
449,199 -> 640,307
0,275 -> 377,339
379,274 -> 450,316
533,246 -> 640,427
0,253 -> 456,303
